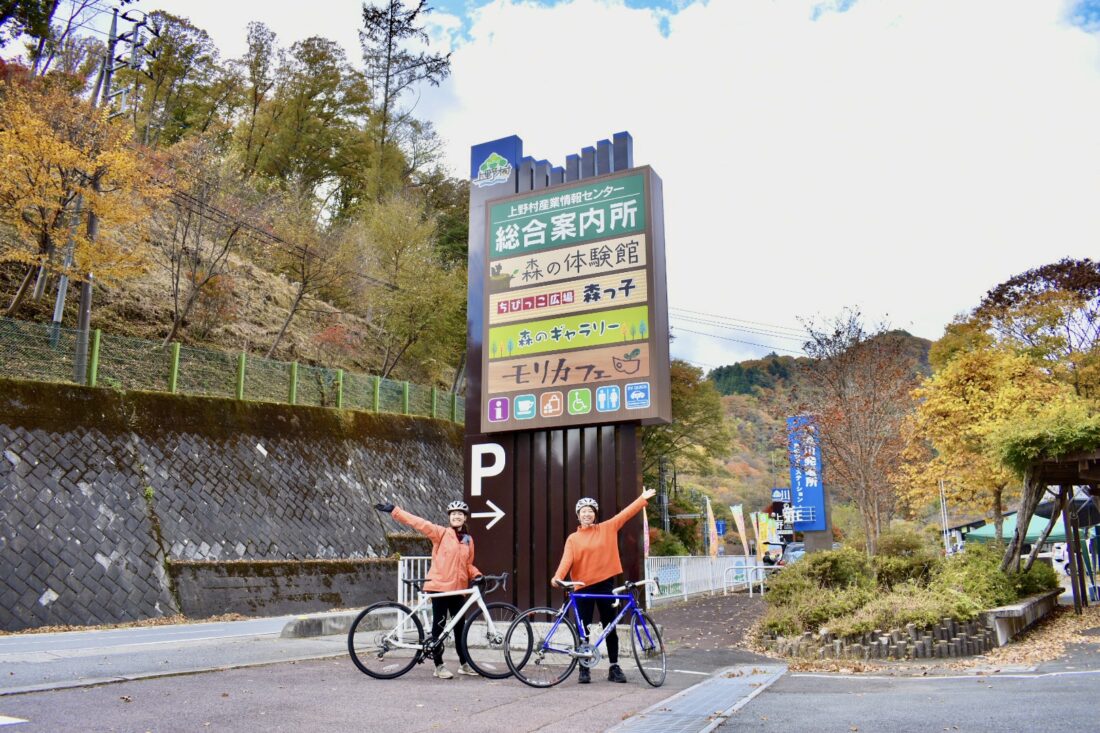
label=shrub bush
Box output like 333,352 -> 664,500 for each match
1011,559 -> 1061,597
873,528 -> 942,589
800,547 -> 874,589
828,583 -> 983,638
931,543 -> 1016,608
761,538 -> 1052,643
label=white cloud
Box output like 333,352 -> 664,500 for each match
424,0 -> 1100,366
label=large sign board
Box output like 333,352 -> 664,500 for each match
479,167 -> 670,433
786,415 -> 827,532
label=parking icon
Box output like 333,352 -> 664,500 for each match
514,394 -> 536,420
625,382 -> 650,410
595,385 -> 620,412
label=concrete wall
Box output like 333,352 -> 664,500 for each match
0,378 -> 460,631
169,559 -> 398,618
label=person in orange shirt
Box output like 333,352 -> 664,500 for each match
552,487 -> 657,684
375,499 -> 482,679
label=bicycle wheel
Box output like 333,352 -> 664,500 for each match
462,602 -> 520,679
348,601 -> 425,679
505,607 -> 579,688
630,610 -> 666,687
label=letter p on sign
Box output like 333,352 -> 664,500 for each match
471,443 -> 505,496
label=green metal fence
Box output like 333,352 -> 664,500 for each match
0,317 -> 464,423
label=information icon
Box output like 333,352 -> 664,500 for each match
487,397 -> 510,422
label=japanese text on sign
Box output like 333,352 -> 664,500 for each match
488,305 -> 649,359
489,174 -> 645,258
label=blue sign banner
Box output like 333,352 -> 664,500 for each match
715,519 -> 727,537
787,415 -> 826,532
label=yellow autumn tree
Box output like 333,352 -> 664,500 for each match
0,80 -> 164,315
896,346 -> 1068,540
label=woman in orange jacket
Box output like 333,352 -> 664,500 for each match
375,499 -> 482,679
552,487 -> 656,684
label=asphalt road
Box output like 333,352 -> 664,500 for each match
731,667 -> 1100,733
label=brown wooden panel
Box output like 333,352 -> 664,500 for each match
514,431 -> 533,611
531,431 -> 550,603
547,428 -> 566,608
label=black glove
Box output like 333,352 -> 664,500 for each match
374,502 -> 395,513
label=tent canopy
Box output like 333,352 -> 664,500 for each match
966,513 -> 1067,544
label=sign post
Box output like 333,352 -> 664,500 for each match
463,133 -> 671,609
786,415 -> 833,552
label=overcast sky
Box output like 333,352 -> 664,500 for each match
18,0 -> 1100,370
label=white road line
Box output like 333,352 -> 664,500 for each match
792,668 -> 1100,681
0,715 -> 29,726
671,669 -> 711,675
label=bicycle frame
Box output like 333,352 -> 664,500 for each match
543,591 -> 655,658
385,585 -> 494,651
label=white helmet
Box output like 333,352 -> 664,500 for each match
447,500 -> 470,515
575,497 -> 599,515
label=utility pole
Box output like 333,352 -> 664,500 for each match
939,479 -> 951,555
658,455 -> 670,533
73,8 -> 149,382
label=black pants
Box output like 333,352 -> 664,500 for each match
574,578 -> 619,664
430,595 -> 468,666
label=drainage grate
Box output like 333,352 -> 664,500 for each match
608,664 -> 786,733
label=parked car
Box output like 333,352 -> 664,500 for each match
780,542 -> 805,566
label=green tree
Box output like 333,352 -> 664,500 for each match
360,0 -> 450,196
974,257 -> 1100,401
641,360 -> 730,485
356,194 -> 465,382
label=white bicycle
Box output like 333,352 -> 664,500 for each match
347,574 -> 518,679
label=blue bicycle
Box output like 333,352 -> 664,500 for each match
504,578 -> 666,688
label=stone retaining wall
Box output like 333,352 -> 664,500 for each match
169,559 -> 398,618
0,378 -> 461,631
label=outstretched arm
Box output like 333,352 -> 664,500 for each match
607,488 -> 657,531
389,506 -> 446,543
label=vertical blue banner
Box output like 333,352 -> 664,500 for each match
787,415 -> 826,532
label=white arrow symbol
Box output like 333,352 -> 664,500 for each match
471,500 -> 506,530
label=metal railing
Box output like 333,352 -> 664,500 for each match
722,564 -> 781,597
643,555 -> 758,606
0,317 -> 464,422
397,554 -> 773,611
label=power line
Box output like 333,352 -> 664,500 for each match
669,306 -> 805,336
670,313 -> 807,342
672,326 -> 805,356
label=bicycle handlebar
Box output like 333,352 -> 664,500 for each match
611,578 -> 660,597
475,572 -> 508,594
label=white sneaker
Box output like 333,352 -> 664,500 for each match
457,663 -> 478,676
434,664 -> 454,679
